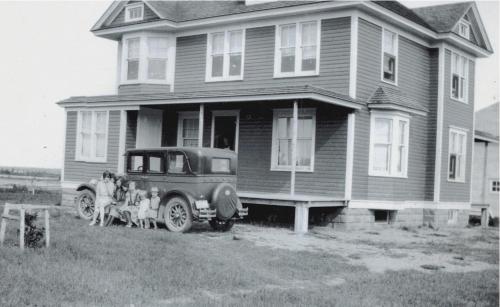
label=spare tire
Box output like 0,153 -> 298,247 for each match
211,183 -> 240,221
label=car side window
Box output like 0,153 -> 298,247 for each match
148,154 -> 165,174
128,154 -> 144,173
167,152 -> 189,174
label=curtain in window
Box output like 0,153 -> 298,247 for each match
228,30 -> 243,76
127,38 -> 140,80
373,118 -> 392,172
277,116 -> 313,167
301,22 -> 317,71
280,24 -> 296,73
211,33 -> 225,77
182,118 -> 199,147
80,111 -> 92,158
147,37 -> 168,80
94,111 -> 107,158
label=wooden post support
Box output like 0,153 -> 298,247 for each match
0,205 -> 8,247
294,204 -> 309,234
290,101 -> 298,196
481,208 -> 489,228
45,209 -> 50,247
19,209 -> 25,250
198,104 -> 205,148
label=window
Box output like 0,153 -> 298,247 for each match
271,108 -> 316,172
177,112 -> 199,147
125,3 -> 144,22
369,112 -> 409,177
275,21 -> 320,77
211,158 -> 230,173
451,52 -> 469,102
128,154 -> 144,173
382,29 -> 398,83
448,128 -> 467,182
206,30 -> 245,81
122,33 -> 170,84
168,152 -> 189,174
147,155 -> 165,173
491,180 -> 500,193
457,19 -> 470,39
76,111 -> 108,162
373,210 -> 396,224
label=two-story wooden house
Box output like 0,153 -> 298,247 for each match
58,1 -> 493,231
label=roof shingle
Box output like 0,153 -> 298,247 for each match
368,85 -> 428,113
412,2 -> 473,33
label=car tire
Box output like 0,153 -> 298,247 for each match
209,218 -> 235,232
76,189 -> 95,220
164,196 -> 193,233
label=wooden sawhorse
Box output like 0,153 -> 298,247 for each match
0,203 -> 52,250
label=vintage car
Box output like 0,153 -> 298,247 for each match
75,147 -> 248,232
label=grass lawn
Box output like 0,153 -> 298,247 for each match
0,192 -> 498,306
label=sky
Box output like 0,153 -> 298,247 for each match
0,0 -> 498,169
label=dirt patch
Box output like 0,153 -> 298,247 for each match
235,224 -> 498,274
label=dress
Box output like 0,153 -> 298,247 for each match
120,190 -> 140,224
147,196 -> 161,219
108,187 -> 127,218
138,199 -> 151,220
95,180 -> 114,209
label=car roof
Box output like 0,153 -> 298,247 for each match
126,147 -> 236,158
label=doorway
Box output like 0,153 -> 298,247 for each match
211,110 -> 239,152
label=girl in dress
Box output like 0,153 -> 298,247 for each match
105,177 -> 127,226
89,171 -> 115,227
147,187 -> 160,229
137,190 -> 150,229
121,181 -> 140,227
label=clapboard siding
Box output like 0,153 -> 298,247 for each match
440,50 -> 474,202
174,17 -> 351,93
118,84 -> 170,95
352,18 -> 436,201
108,2 -> 160,28
64,111 -> 121,181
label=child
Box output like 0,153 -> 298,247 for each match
137,190 -> 150,229
122,181 -> 140,227
89,171 -> 115,227
147,187 -> 160,229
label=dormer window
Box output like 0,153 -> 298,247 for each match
382,29 -> 398,84
457,19 -> 470,39
125,3 -> 144,23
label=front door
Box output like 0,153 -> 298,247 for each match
211,110 -> 239,152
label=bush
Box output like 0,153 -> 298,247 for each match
22,212 -> 45,248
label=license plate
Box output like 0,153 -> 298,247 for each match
195,200 -> 209,209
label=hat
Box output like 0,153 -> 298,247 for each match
151,187 -> 159,193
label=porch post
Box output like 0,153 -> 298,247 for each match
198,104 -> 204,148
117,110 -> 127,174
294,204 -> 309,234
290,101 -> 298,196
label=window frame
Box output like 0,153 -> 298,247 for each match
447,127 -> 468,183
274,20 -> 321,78
146,153 -> 166,174
457,19 -> 471,40
127,153 -> 145,173
205,29 -> 246,82
381,28 -> 399,85
368,111 -> 410,178
270,108 -> 316,172
124,3 -> 144,23
450,51 -> 469,104
177,111 -> 200,147
490,179 -> 500,193
121,32 -> 171,85
75,110 -> 109,163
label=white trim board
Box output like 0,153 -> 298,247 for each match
349,13 -> 358,99
344,112 -> 355,200
349,200 -> 471,210
433,43 -> 445,202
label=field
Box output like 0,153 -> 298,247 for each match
0,190 -> 498,306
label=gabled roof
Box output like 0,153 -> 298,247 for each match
57,85 -> 364,110
373,1 -> 432,30
412,2 -> 473,33
368,85 -> 428,115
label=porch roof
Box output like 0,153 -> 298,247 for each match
57,85 -> 364,110
367,85 -> 429,116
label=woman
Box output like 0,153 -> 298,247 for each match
105,177 -> 127,226
89,171 -> 114,227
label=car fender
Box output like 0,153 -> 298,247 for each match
162,189 -> 197,210
76,183 -> 96,194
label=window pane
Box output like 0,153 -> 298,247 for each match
168,153 -> 187,173
298,118 -> 313,138
459,77 -> 465,99
280,24 -> 296,48
373,144 -> 390,171
229,54 -> 241,76
383,30 -> 396,55
297,139 -> 312,166
81,111 -> 92,132
374,118 -> 392,143
301,22 -> 317,46
149,156 -> 163,173
398,121 -> 406,144
211,158 -> 230,173
128,6 -> 142,19
127,38 -> 140,58
95,112 -> 107,133
183,139 -> 198,147
211,55 -> 224,77
452,75 -> 459,98
95,133 -> 106,158
148,58 -> 167,79
229,30 -> 242,53
449,154 -> 457,179
383,54 -> 396,81
129,155 -> 143,172
281,48 -> 295,73
127,60 -> 139,80
81,133 -> 91,157
211,33 -> 224,54
277,117 -> 290,138
148,37 -> 168,58
302,46 -> 316,71
278,139 -> 291,166
183,118 -> 199,138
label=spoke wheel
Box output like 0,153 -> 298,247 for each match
76,190 -> 95,220
209,218 -> 235,232
165,197 -> 192,233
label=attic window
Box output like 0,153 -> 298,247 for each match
125,3 -> 144,22
458,19 -> 470,40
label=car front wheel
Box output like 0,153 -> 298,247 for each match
164,197 -> 193,233
76,189 -> 95,220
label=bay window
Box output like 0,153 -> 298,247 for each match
271,108 -> 316,172
451,52 -> 469,102
122,33 -> 171,84
448,128 -> 467,182
76,110 -> 109,162
369,112 -> 409,177
275,21 -> 320,77
382,29 -> 398,83
206,29 -> 245,81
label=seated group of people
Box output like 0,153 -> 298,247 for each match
89,171 -> 161,229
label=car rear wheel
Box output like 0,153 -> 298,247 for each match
76,189 -> 95,220
164,197 -> 193,233
209,218 -> 234,232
